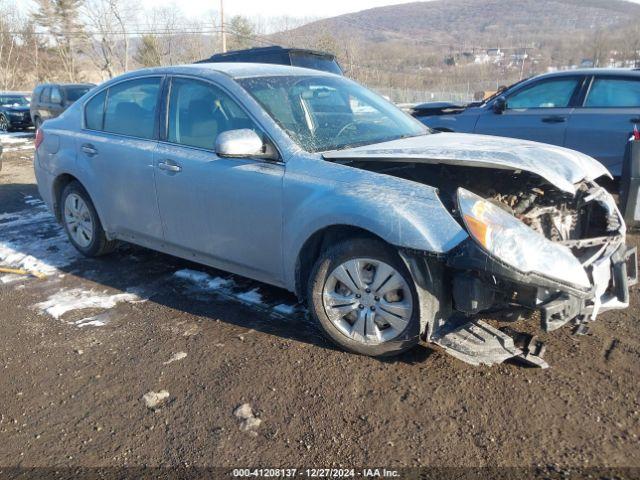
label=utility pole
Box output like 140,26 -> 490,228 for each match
220,0 -> 227,53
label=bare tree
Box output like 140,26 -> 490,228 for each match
32,0 -> 86,82
83,0 -> 138,79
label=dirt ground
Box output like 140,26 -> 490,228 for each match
1,136 -> 639,476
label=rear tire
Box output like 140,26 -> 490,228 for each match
60,181 -> 117,257
307,237 -> 433,357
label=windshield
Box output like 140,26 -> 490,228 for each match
65,86 -> 92,102
238,75 -> 427,152
0,95 -> 28,107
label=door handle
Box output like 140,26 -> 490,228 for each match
158,160 -> 182,173
81,143 -> 97,156
541,116 -> 567,124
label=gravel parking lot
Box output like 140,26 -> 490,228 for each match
1,134 -> 639,473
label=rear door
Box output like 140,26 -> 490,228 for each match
153,76 -> 284,283
565,75 -> 640,176
77,76 -> 164,243
475,76 -> 584,145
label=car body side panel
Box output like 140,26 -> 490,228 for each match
565,106 -> 639,177
416,109 -> 481,133
474,107 -> 574,146
281,155 -> 468,290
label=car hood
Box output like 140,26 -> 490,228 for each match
323,132 -> 611,194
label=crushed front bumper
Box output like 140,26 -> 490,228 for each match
540,244 -> 637,330
412,237 -> 637,368
447,238 -> 636,330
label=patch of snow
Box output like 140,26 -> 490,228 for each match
236,288 -> 263,305
0,274 -> 22,284
142,390 -> 170,409
273,303 -> 296,315
3,144 -> 35,152
173,269 -> 232,291
233,403 -> 262,432
0,205 -> 79,277
34,288 -> 141,319
163,351 -> 187,365
0,208 -> 52,228
74,312 -> 112,328
0,132 -> 33,144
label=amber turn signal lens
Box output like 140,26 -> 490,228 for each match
463,214 -> 490,249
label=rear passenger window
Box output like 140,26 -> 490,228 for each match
585,78 -> 640,108
167,77 -> 258,150
50,87 -> 62,104
85,90 -> 107,130
103,77 -> 161,139
41,87 -> 51,103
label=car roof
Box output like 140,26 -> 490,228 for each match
532,68 -> 640,79
34,83 -> 95,88
113,62 -> 336,81
202,46 -> 336,61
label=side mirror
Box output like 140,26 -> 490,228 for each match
215,129 -> 277,160
493,96 -> 507,114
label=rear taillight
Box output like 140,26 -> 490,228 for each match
35,129 -> 44,149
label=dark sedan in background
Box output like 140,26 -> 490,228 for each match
0,93 -> 33,131
412,69 -> 640,177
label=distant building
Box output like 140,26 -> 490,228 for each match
511,49 -> 528,62
474,48 -> 504,65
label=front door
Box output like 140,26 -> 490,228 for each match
476,76 -> 583,146
154,76 -> 284,284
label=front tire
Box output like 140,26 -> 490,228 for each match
61,181 -> 117,257
307,237 -> 427,357
0,115 -> 10,132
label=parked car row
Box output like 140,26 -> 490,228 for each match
0,83 -> 94,132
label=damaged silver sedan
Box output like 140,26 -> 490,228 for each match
34,64 -> 637,367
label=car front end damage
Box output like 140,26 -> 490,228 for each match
325,133 -> 637,367
405,177 -> 636,368
427,180 -> 637,367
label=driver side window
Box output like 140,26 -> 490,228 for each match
507,78 -> 579,109
167,77 -> 259,150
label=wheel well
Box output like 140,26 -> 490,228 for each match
294,225 -> 387,300
52,173 -> 79,221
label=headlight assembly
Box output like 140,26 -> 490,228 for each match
457,188 -> 591,289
